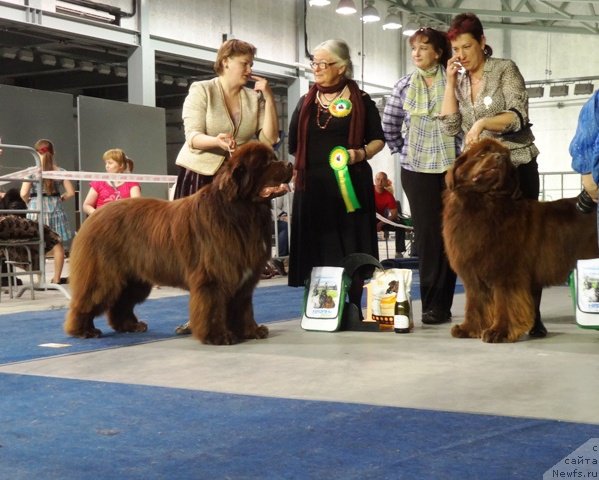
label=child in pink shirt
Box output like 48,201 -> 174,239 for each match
82,148 -> 141,215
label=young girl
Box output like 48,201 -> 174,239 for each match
20,139 -> 75,284
82,148 -> 141,216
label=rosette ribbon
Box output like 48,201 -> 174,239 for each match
329,146 -> 361,213
329,98 -> 352,117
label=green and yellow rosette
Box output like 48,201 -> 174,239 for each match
329,98 -> 352,117
329,146 -> 361,213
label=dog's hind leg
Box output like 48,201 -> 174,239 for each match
64,305 -> 104,338
189,282 -> 238,345
106,280 -> 151,333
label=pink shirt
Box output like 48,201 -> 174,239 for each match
90,181 -> 140,209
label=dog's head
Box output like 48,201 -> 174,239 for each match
445,138 -> 520,197
216,141 -> 293,202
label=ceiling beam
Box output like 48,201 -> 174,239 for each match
389,1 -> 599,33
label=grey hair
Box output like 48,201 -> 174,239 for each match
313,39 -> 354,79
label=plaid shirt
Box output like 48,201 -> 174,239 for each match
382,73 -> 460,173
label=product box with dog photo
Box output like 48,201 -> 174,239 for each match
301,266 -> 350,332
572,259 -> 599,329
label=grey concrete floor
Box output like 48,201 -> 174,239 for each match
1,254 -> 599,426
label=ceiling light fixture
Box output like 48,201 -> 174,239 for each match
336,0 -> 356,15
175,77 -> 188,88
59,57 -> 75,69
402,19 -> 419,36
113,66 -> 127,77
79,60 -> 94,72
17,49 -> 34,62
160,74 -> 174,85
382,7 -> 402,30
0,47 -> 18,59
362,0 -> 380,23
309,0 -> 331,6
96,63 -> 111,75
40,54 -> 57,66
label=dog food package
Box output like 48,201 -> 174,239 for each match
573,259 -> 599,329
365,268 -> 413,330
301,266 -> 350,332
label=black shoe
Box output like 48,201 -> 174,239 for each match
422,310 -> 452,325
175,321 -> 192,335
529,317 -> 548,338
271,258 -> 287,276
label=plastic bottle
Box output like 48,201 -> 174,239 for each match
394,283 -> 411,334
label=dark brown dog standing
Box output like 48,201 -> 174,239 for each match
64,141 -> 293,345
443,138 -> 599,343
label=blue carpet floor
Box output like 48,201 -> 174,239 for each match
0,280 -> 591,479
0,285 -> 304,365
0,373 -> 597,480
0,277 -> 456,365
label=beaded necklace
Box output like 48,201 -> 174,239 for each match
315,89 -> 344,129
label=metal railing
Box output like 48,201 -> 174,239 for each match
539,171 -> 583,201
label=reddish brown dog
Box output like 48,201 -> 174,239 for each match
64,141 -> 293,345
443,138 -> 598,343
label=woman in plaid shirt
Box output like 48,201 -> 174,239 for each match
382,28 -> 460,326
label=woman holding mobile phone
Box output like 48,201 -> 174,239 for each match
439,12 -> 544,337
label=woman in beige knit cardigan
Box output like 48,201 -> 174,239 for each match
173,38 -> 280,198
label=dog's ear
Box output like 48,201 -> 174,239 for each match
445,165 -> 456,190
218,161 -> 249,201
232,162 -> 251,197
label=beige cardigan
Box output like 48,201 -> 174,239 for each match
175,77 -> 268,175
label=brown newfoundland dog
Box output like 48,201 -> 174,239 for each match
64,141 -> 293,345
443,138 -> 599,343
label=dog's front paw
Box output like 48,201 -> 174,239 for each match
451,323 -> 475,338
481,328 -> 509,343
250,324 -> 269,340
202,330 -> 239,346
115,320 -> 148,333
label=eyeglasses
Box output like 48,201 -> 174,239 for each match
309,61 -> 337,70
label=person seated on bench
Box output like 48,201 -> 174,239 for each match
374,171 -> 405,257
0,188 -> 64,285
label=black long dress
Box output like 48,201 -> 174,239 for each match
288,92 -> 384,287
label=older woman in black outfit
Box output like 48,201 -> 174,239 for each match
288,39 -> 385,316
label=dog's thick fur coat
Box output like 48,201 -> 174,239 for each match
64,141 -> 293,345
443,138 -> 599,343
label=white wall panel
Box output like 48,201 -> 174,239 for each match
149,0 -> 297,66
